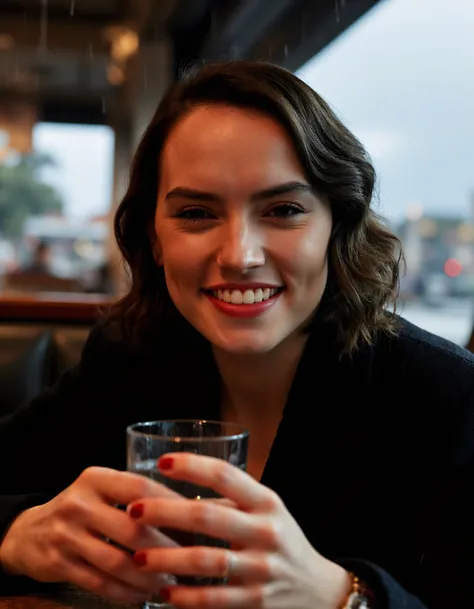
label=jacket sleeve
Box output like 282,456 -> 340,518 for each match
339,387 -> 474,609
0,321 -> 120,593
336,558 -> 426,608
338,494 -> 473,609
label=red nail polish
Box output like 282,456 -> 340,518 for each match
158,456 -> 174,471
132,551 -> 147,567
129,503 -> 144,519
160,587 -> 171,602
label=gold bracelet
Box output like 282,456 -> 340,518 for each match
340,572 -> 374,609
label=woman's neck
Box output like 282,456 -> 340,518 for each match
213,332 -> 309,426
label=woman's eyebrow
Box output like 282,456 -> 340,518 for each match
165,181 -> 314,203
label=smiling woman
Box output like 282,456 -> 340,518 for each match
151,104 -> 333,354
0,60 -> 474,609
112,61 -> 401,355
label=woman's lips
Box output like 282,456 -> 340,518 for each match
204,288 -> 284,318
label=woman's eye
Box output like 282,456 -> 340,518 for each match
266,204 -> 305,219
173,208 -> 215,222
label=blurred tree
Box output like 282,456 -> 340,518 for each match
0,152 -> 63,239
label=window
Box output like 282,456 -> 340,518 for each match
297,0 -> 474,345
0,122 -> 115,295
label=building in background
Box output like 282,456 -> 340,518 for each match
398,212 -> 474,304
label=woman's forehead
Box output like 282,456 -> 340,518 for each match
170,104 -> 279,135
159,105 -> 306,190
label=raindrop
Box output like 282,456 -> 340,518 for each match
143,68 -> 148,91
102,97 -> 106,113
87,42 -> 94,59
70,0 -> 75,16
284,44 -> 288,57
335,0 -> 340,23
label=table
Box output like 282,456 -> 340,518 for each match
0,291 -> 112,323
0,585 -> 139,608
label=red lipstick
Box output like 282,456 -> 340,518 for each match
204,286 -> 283,318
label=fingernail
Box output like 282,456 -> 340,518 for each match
159,587 -> 171,602
132,551 -> 147,567
158,456 -> 174,471
129,503 -> 144,519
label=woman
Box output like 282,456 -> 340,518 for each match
0,60 -> 473,609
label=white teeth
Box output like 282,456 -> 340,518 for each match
211,287 -> 282,304
230,290 -> 243,304
243,289 -> 255,304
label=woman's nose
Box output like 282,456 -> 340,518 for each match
216,219 -> 265,273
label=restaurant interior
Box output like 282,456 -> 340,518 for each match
1,3 -> 474,608
1,0 -> 474,420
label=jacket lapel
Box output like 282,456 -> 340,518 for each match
261,326 -> 375,556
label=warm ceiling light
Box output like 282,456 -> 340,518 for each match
104,26 -> 139,62
107,63 -> 125,86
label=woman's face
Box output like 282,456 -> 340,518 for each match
155,105 -> 332,354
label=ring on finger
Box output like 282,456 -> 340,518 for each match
222,550 -> 236,581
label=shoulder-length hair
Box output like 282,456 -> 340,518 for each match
110,60 -> 402,354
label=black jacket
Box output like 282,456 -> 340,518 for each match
0,316 -> 473,608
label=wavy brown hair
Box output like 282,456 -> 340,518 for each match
110,60 -> 402,354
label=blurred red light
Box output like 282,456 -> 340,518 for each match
444,258 -> 462,277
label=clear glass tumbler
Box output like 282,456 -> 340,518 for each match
126,419 -> 249,609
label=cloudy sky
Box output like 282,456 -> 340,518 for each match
297,0 -> 474,224
33,0 -> 473,224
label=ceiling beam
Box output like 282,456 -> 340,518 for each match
39,96 -> 110,124
249,0 -> 382,71
201,0 -> 295,60
0,15 -> 109,54
0,3 -> 118,25
168,0 -> 213,33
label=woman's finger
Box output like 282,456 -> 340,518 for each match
85,501 -> 180,551
68,530 -> 176,594
132,547 -> 272,584
204,497 -> 237,509
81,466 -> 184,505
159,584 -> 266,609
57,555 -> 155,605
156,454 -> 279,511
127,498 -> 274,548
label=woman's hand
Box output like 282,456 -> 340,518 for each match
0,467 -> 181,605
127,453 -> 352,609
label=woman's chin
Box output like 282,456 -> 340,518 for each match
210,331 -> 281,356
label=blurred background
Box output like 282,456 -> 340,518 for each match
0,0 -> 473,346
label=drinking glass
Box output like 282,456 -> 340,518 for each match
126,419 -> 249,609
